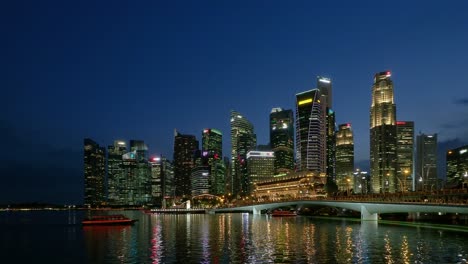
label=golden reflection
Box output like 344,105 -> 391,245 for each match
384,232 -> 394,263
400,235 -> 410,264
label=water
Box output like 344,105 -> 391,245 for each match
1,210 -> 468,263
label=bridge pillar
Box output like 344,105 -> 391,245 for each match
361,205 -> 378,221
252,207 -> 261,215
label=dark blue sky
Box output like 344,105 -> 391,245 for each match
2,0 -> 468,204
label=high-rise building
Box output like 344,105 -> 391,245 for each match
230,110 -> 256,198
84,138 -> 106,207
415,133 -> 438,191
446,145 -> 468,188
335,124 -> 354,192
202,129 -> 225,195
295,89 -> 326,173
269,108 -> 294,174
150,156 -> 174,208
191,166 -> 210,196
121,140 -> 152,206
370,71 -> 397,193
396,121 -> 414,192
173,130 -> 199,198
247,151 -> 275,194
317,76 -> 336,182
107,140 -> 127,205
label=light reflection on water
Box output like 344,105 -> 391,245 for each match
1,210 -> 468,263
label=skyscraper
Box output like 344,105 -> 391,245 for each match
121,140 -> 152,206
173,130 -> 199,198
295,89 -> 326,173
107,140 -> 127,205
415,133 -> 438,191
370,71 -> 397,193
247,151 -> 275,194
230,110 -> 256,198
446,145 -> 468,188
84,138 -> 106,207
396,121 -> 414,192
317,76 -> 336,182
202,128 -> 225,195
269,108 -> 294,174
335,123 -> 354,192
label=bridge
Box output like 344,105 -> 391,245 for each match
214,190 -> 468,221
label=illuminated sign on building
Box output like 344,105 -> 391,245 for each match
460,149 -> 467,155
246,151 -> 274,159
298,98 -> 312,105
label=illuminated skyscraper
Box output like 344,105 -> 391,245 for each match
335,124 -> 354,191
446,145 -> 468,188
173,130 -> 199,197
415,133 -> 438,191
370,71 -> 397,193
230,110 -> 256,198
201,128 -> 225,195
149,155 -> 174,207
396,121 -> 414,192
247,151 -> 275,194
84,138 -> 106,207
317,76 -> 336,182
107,140 -> 127,205
295,89 -> 326,173
269,108 -> 294,174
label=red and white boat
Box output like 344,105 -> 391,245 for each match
271,210 -> 297,217
82,214 -> 137,226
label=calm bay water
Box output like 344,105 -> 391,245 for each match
1,210 -> 467,263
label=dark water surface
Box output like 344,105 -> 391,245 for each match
1,210 -> 467,263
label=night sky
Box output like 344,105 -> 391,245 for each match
2,0 -> 468,204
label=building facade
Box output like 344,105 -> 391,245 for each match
295,89 -> 326,173
415,133 -> 438,191
230,110 -> 256,198
317,76 -> 336,183
335,124 -> 354,192
370,71 -> 397,193
107,140 -> 127,206
202,128 -> 225,195
446,145 -> 468,188
246,151 -> 275,194
84,138 -> 106,207
396,121 -> 414,192
173,130 -> 199,198
269,108 -> 294,175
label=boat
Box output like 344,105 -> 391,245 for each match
271,210 -> 297,217
82,214 -> 137,226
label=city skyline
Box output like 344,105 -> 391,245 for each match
2,1 -> 468,204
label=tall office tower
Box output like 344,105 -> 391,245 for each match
202,129 -> 225,195
107,140 -> 127,205
247,151 -> 275,194
370,71 -> 397,193
335,124 -> 354,192
161,158 -> 174,207
231,110 -> 256,198
317,76 -> 336,182
270,108 -> 294,175
295,89 -> 326,173
396,121 -> 414,192
84,138 -> 106,207
120,141 -> 152,206
173,130 -> 199,198
446,145 -> 468,188
415,133 -> 438,191
150,156 -> 174,208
